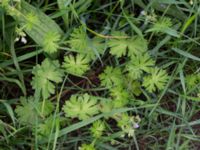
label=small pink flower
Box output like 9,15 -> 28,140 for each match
133,123 -> 139,128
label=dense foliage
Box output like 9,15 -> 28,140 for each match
0,0 -> 200,149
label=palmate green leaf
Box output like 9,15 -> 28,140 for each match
185,73 -> 200,89
62,93 -> 99,120
116,113 -> 130,129
125,80 -> 142,96
108,31 -> 148,58
142,67 -> 169,93
90,120 -> 105,138
110,87 -> 130,108
108,32 -> 128,57
62,54 -> 90,76
42,31 -> 61,54
99,99 -> 113,113
69,26 -> 88,51
126,53 -> 155,79
15,97 -> 54,125
99,66 -> 124,88
25,12 -> 40,30
31,59 -> 64,99
146,17 -> 179,37
15,97 -> 37,125
148,17 -> 173,31
68,26 -> 105,59
128,37 -> 148,56
37,116 -> 59,140
79,144 -> 96,150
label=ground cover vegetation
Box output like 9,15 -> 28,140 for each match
0,0 -> 200,149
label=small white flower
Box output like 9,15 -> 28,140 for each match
140,10 -> 147,16
190,0 -> 193,5
21,37 -> 27,44
15,37 -> 20,42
